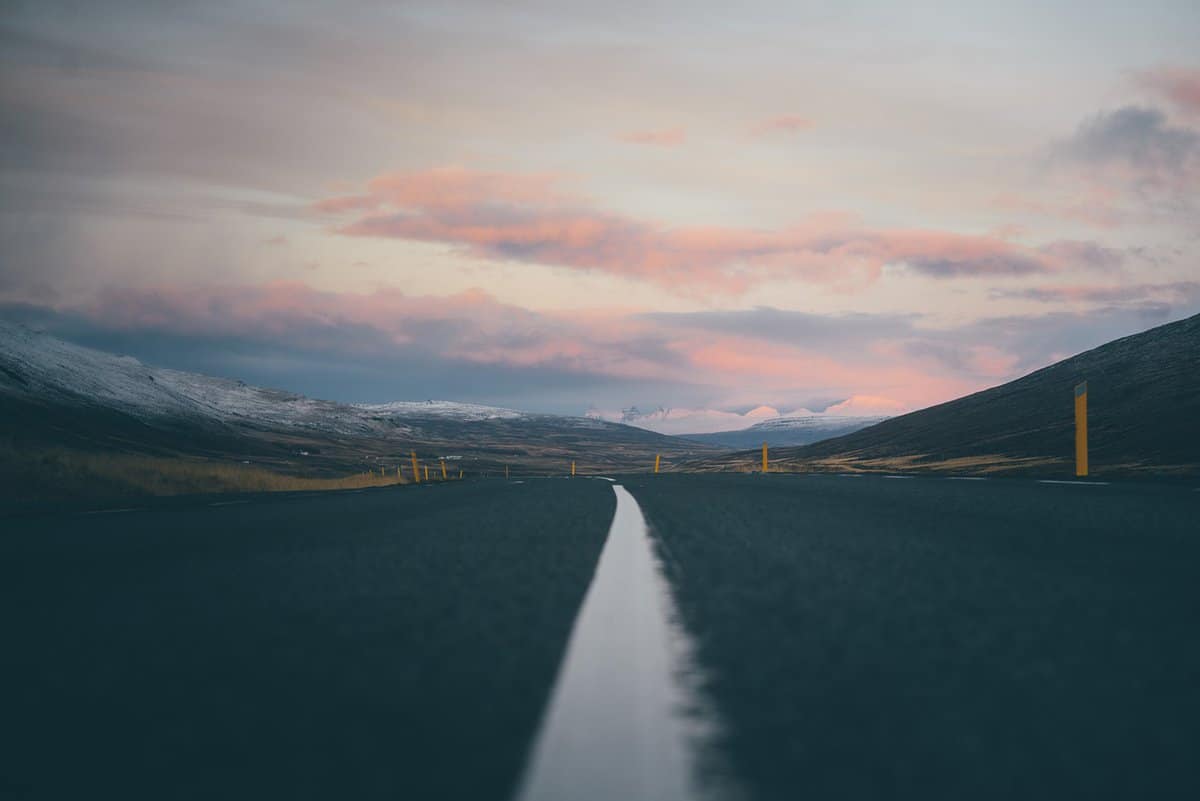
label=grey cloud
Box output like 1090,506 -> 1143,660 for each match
1036,240 -> 1126,271
1054,107 -> 1198,170
1050,106 -> 1200,206
992,281 -> 1200,305
0,301 -> 689,413
641,307 -> 920,351
5,295 -> 1198,416
902,252 -> 1045,277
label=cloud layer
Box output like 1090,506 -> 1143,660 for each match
10,281 -> 1193,420
318,167 -> 1117,292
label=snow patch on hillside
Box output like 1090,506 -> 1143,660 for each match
0,320 -> 574,436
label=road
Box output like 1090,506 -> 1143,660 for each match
2,473 -> 1198,800
0,479 -> 615,801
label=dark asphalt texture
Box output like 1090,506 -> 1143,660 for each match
3,474 -> 1198,801
0,479 -> 614,801
625,473 -> 1200,801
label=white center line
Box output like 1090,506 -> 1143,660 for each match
1038,479 -> 1110,486
884,475 -> 914,479
517,484 -> 728,801
947,476 -> 988,481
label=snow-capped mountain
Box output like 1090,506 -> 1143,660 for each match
0,320 -> 713,471
681,414 -> 890,449
749,414 -> 891,433
588,404 -> 782,435
587,400 -> 890,444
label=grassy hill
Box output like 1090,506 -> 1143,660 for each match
690,312 -> 1200,479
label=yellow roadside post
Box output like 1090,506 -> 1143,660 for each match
459,469 -> 464,479
424,465 -> 429,482
441,460 -> 448,480
654,454 -> 661,474
762,442 -> 768,473
571,461 -> 576,477
1075,381 -> 1088,477
411,451 -> 420,484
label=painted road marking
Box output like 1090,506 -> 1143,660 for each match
1038,480 -> 1110,486
947,476 -> 988,481
81,507 -> 142,515
594,477 -> 617,482
517,484 -> 725,801
208,500 -> 249,507
838,473 -> 864,478
884,475 -> 914,479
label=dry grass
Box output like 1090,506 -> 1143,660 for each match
1,442 -> 422,501
683,451 -> 1071,477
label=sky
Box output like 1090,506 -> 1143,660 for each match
1,0 -> 1198,430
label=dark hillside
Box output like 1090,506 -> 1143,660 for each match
693,312 -> 1200,478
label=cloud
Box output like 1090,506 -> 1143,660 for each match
618,127 -> 686,146
8,284 -> 1194,418
1035,240 -> 1125,272
750,115 -> 813,136
992,281 -> 1200,306
1050,106 -> 1200,205
1053,107 -> 1198,173
641,308 -> 918,356
318,166 -> 1093,292
1137,66 -> 1200,115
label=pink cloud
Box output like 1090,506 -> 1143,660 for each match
317,167 -> 1090,292
1137,66 -> 1200,115
58,282 -> 1019,413
750,114 -> 813,136
618,127 -> 686,146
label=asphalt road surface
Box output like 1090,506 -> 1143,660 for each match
3,473 -> 1198,800
1,480 -> 614,801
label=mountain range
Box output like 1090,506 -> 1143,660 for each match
0,320 -> 716,491
681,415 -> 890,449
691,312 -> 1200,479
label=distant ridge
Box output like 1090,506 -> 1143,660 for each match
682,415 -> 889,449
692,312 -> 1200,479
0,320 -> 718,486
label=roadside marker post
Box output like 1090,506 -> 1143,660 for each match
1075,381 -> 1088,477
459,469 -> 464,479
411,451 -> 420,483
424,465 -> 430,482
571,461 -> 576,477
441,460 -> 448,480
762,442 -> 768,474
654,454 -> 661,474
